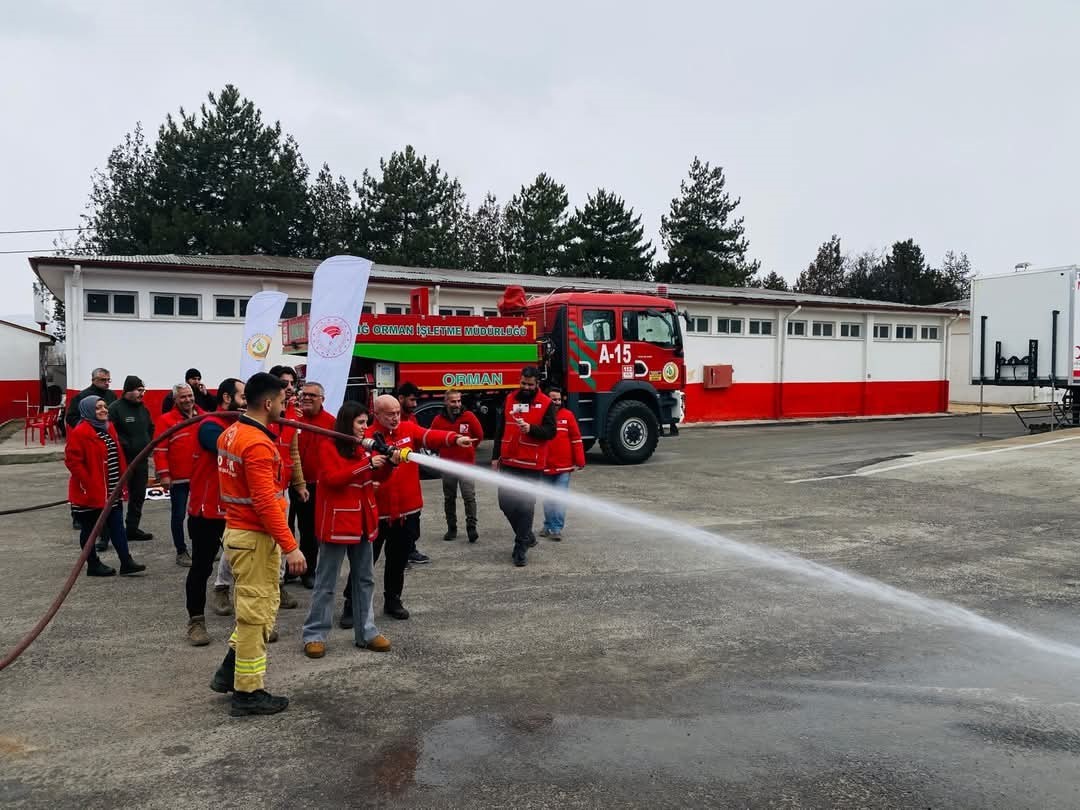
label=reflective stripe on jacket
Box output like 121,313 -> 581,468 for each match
499,391 -> 554,471
152,407 -> 200,483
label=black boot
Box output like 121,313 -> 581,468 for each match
119,557 -> 147,576
210,649 -> 235,693
384,599 -> 410,620
512,543 -> 527,567
443,524 -> 457,541
340,602 -> 354,629
86,558 -> 116,577
466,522 -> 478,543
230,689 -> 289,717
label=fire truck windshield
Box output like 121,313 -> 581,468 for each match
622,308 -> 679,349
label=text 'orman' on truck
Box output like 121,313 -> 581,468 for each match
281,285 -> 686,464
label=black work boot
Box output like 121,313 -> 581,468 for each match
119,558 -> 147,576
230,689 -> 289,717
86,558 -> 116,577
210,649 -> 235,694
466,522 -> 478,543
512,544 -> 527,567
340,603 -> 354,629
443,524 -> 457,542
384,599 -> 410,620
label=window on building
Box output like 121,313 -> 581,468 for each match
921,325 -> 940,340
749,319 -> 774,336
362,303 -> 374,315
873,323 -> 891,339
482,308 -> 500,318
582,309 -> 616,341
385,304 -> 411,315
684,315 -> 710,334
787,319 -> 807,336
214,296 -> 250,319
86,290 -> 138,316
279,299 -> 312,319
152,293 -> 200,319
840,322 -> 862,338
716,318 -> 744,335
896,325 -> 915,340
622,309 -> 677,347
811,321 -> 834,337
438,307 -> 473,316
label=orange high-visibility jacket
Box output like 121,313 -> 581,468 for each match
217,415 -> 298,553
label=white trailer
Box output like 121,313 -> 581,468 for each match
969,266 -> 1080,395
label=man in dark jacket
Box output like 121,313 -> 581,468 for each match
162,368 -> 216,413
108,375 -> 154,542
65,368 -> 117,428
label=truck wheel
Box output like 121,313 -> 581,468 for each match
600,400 -> 659,464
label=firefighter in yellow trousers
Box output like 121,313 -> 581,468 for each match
210,372 -> 307,716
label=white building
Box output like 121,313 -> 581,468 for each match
31,254 -> 963,422
0,318 -> 56,423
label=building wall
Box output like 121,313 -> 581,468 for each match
679,305 -> 950,421
59,263 -> 953,422
0,325 -> 50,422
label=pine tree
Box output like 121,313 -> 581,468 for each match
503,173 -> 570,275
754,271 -> 790,291
840,250 -> 886,300
463,192 -> 507,272
934,250 -> 972,301
795,235 -> 845,295
357,145 -> 468,268
560,189 -> 655,280
308,163 -> 361,258
78,123 -> 155,254
147,85 -> 312,255
656,157 -> 759,286
879,239 -> 931,303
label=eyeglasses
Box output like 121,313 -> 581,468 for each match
299,392 -> 323,399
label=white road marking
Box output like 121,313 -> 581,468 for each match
788,434 -> 1080,484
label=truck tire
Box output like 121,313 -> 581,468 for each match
599,400 -> 659,465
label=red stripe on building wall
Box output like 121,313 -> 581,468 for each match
684,380 -> 949,422
0,380 -> 42,423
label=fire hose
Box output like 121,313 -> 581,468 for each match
0,412 -> 405,673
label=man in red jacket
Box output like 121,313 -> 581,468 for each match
430,387 -> 484,543
367,394 -> 475,619
295,380 -> 335,588
540,386 -> 585,543
153,383 -> 200,567
491,367 -> 557,567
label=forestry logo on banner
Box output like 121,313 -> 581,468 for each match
311,316 -> 353,359
245,333 -> 272,360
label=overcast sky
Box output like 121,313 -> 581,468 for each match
3,1 -> 1079,316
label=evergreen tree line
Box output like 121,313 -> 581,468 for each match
74,85 -> 970,303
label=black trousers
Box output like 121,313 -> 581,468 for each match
295,482 -> 319,573
126,460 -> 148,533
185,515 -> 225,618
373,513 -> 419,608
497,467 -> 541,547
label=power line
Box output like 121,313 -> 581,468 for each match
0,227 -> 90,235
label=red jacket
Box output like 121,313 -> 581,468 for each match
430,408 -> 483,464
152,406 -> 200,483
271,403 -> 300,489
498,390 -> 555,471
298,408 -> 337,484
365,420 -> 460,520
545,407 -> 586,474
188,413 -> 229,519
66,420 -> 127,508
315,442 -> 392,544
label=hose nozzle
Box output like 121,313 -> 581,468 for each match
398,447 -> 412,463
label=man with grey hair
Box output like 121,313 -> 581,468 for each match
153,382 -> 201,566
296,380 -> 336,586
66,367 -> 117,428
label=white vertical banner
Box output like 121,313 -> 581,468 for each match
306,255 -> 372,415
240,291 -> 288,379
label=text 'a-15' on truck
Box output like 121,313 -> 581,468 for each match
281,285 -> 686,464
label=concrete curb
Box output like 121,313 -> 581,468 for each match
681,411 -> 969,430
0,451 -> 64,466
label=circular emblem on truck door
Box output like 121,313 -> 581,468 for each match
662,362 -> 680,383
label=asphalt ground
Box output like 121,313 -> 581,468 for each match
2,414 -> 1079,809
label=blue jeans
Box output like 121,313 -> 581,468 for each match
169,482 -> 190,554
542,472 -> 571,534
76,504 -> 131,566
302,542 -> 379,646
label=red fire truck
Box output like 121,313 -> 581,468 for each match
281,286 -> 685,464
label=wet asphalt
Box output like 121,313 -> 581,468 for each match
1,414 -> 1079,809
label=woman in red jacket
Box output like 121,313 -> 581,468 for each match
66,396 -> 147,577
301,401 -> 392,658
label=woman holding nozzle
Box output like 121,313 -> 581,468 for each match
301,401 -> 395,658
